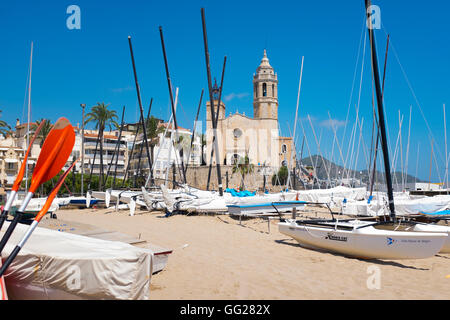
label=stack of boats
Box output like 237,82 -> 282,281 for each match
86,185 -> 368,217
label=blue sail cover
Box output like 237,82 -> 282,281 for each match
420,210 -> 450,216
225,188 -> 256,197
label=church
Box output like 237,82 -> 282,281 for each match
205,50 -> 295,175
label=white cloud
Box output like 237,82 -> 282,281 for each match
223,92 -> 249,102
319,119 -> 347,129
111,86 -> 134,93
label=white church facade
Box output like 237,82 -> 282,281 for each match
205,50 -> 295,173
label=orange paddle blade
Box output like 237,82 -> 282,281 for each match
30,118 -> 75,194
35,158 -> 79,222
12,119 -> 47,192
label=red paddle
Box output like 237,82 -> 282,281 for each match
0,119 -> 47,230
0,117 -> 75,254
0,158 -> 79,277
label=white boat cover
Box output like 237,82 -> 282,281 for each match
295,186 -> 366,204
1,221 -> 153,300
343,195 -> 450,217
12,197 -> 60,213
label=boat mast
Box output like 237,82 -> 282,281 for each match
127,36 -> 154,187
369,34 -> 389,197
201,8 -> 224,196
165,88 -> 179,187
405,105 -> 412,191
136,99 -> 153,187
81,103 -> 86,195
159,27 -> 187,185
444,103 -> 448,194
103,105 -> 125,188
184,89 -> 204,177
365,0 -> 396,221
286,56 -> 304,191
25,41 -> 33,192
206,57 -> 227,191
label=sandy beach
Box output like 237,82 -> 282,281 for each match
47,206 -> 450,300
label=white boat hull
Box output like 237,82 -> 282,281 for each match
278,220 -> 447,260
413,223 -> 450,253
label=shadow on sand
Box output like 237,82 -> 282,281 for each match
274,238 -> 430,270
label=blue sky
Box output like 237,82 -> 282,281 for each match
0,0 -> 449,182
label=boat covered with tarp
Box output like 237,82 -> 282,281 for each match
1,221 -> 154,300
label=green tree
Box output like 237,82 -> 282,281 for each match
85,103 -> 118,191
232,154 -> 254,190
142,116 -> 165,164
0,111 -> 11,138
23,172 -> 132,197
32,118 -> 53,147
272,165 -> 289,186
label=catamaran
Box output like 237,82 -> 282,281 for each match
278,0 -> 448,260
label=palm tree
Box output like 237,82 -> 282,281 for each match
143,116 -> 165,164
0,111 -> 11,138
232,153 -> 254,190
85,103 -> 118,191
134,116 -> 164,184
32,118 -> 53,147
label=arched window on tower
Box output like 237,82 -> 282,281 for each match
263,83 -> 267,97
272,84 -> 275,97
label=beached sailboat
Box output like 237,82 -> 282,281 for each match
278,0 -> 448,259
278,219 -> 446,259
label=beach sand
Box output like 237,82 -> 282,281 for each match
52,207 -> 450,300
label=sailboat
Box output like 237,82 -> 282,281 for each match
278,0 -> 448,259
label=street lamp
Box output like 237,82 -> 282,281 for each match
81,103 -> 86,195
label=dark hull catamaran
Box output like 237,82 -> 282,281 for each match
278,0 -> 448,259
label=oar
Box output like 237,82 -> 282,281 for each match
0,158 -> 79,277
0,120 -> 47,231
0,117 -> 75,254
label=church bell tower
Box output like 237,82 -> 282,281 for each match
253,50 -> 278,120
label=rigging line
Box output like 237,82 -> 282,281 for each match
341,16 -> 367,154
351,117 -> 364,183
399,111 -> 405,190
390,114 -> 403,174
391,114 -> 403,190
355,116 -> 370,180
328,123 -> 337,180
307,115 -> 331,185
344,31 -> 367,177
404,106 -> 412,189
313,128 -> 324,186
347,27 -> 369,180
345,119 -> 357,181
327,111 -> 346,177
415,142 -> 420,185
430,136 -> 443,185
380,24 -> 445,165
354,107 -> 370,175
21,56 -> 31,125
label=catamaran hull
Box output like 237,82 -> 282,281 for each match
278,222 -> 447,260
413,224 -> 450,253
